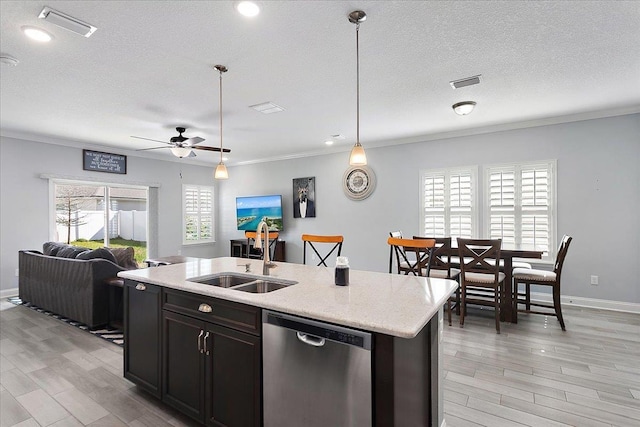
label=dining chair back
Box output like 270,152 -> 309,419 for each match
457,238 -> 505,333
302,234 -> 344,266
245,231 -> 279,260
513,235 -> 572,330
388,237 -> 436,276
414,236 -> 461,325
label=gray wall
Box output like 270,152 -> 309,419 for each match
216,114 -> 640,304
0,137 -> 220,292
2,114 -> 638,304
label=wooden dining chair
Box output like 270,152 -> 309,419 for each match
245,231 -> 279,260
387,237 -> 435,276
414,236 -> 460,325
513,235 -> 573,330
457,238 -> 505,333
302,234 -> 344,266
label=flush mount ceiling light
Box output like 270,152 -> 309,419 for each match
38,7 -> 97,37
325,140 -> 334,146
22,26 -> 52,42
348,10 -> 368,166
235,1 -> 260,17
214,65 -> 229,180
452,101 -> 477,115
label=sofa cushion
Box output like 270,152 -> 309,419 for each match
109,247 -> 138,270
57,246 -> 89,258
43,242 -> 68,256
76,247 -> 118,264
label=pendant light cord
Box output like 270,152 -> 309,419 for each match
356,22 -> 360,146
219,69 -> 223,163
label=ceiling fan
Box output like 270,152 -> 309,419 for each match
132,127 -> 231,158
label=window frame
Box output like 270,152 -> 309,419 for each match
419,166 -> 478,239
483,160 -> 557,261
182,184 -> 215,245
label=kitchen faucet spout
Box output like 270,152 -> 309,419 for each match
255,217 -> 276,275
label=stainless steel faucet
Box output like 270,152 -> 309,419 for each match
254,217 -> 276,275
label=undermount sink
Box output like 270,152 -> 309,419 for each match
188,272 -> 297,293
232,280 -> 292,294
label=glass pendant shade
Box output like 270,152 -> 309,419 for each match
349,142 -> 367,165
214,162 -> 228,179
170,147 -> 192,158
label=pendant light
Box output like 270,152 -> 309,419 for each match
348,10 -> 367,166
214,65 -> 229,179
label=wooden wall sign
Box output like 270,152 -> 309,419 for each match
83,150 -> 127,174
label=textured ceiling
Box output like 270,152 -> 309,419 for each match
1,1 -> 639,166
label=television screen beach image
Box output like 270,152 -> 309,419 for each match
236,195 -> 283,231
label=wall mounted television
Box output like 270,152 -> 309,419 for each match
236,195 -> 283,232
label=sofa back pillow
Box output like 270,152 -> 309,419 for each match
109,247 -> 138,270
57,246 -> 89,258
43,242 -> 69,256
76,247 -> 118,264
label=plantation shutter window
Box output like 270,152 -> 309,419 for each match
421,168 -> 477,239
485,161 -> 555,260
183,185 -> 215,244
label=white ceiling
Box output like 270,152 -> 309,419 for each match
1,1 -> 639,166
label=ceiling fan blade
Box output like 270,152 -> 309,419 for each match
188,150 -> 197,158
186,136 -> 205,146
131,136 -> 171,145
136,146 -> 170,151
192,145 -> 231,153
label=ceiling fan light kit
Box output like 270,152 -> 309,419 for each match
170,146 -> 192,158
348,10 -> 368,166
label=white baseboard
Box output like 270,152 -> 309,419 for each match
530,292 -> 640,314
0,288 -> 19,299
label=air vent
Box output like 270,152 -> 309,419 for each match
250,102 -> 285,114
38,7 -> 97,38
450,75 -> 481,89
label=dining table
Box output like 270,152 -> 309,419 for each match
498,249 -> 544,322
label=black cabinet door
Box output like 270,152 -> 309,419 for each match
162,310 -> 206,423
124,281 -> 161,398
206,324 -> 261,427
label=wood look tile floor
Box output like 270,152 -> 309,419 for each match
1,299 -> 639,427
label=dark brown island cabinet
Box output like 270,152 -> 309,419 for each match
124,280 -> 261,427
124,278 -> 442,427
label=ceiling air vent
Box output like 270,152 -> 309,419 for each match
450,75 -> 481,89
38,7 -> 97,38
250,102 -> 285,114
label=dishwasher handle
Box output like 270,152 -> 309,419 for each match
296,332 -> 325,347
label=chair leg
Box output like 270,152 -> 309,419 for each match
447,299 -> 452,326
525,283 -> 531,310
459,286 -> 465,328
553,285 -> 566,331
494,286 -> 501,334
455,288 -> 461,315
513,279 -> 519,324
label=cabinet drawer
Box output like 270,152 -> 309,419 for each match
162,288 -> 261,336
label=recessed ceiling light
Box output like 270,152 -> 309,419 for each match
324,140 -> 334,146
0,55 -> 19,66
452,101 -> 476,115
235,1 -> 260,17
22,26 -> 53,42
222,157 -> 229,162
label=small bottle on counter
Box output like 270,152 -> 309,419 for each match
335,256 -> 350,286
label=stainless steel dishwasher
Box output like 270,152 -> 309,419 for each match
263,310 -> 372,427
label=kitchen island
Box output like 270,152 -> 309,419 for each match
118,257 -> 457,427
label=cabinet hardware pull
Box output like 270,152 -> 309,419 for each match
203,331 -> 210,355
198,303 -> 212,313
135,283 -> 146,291
197,330 -> 204,353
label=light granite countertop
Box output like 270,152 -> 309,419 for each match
118,257 -> 458,338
